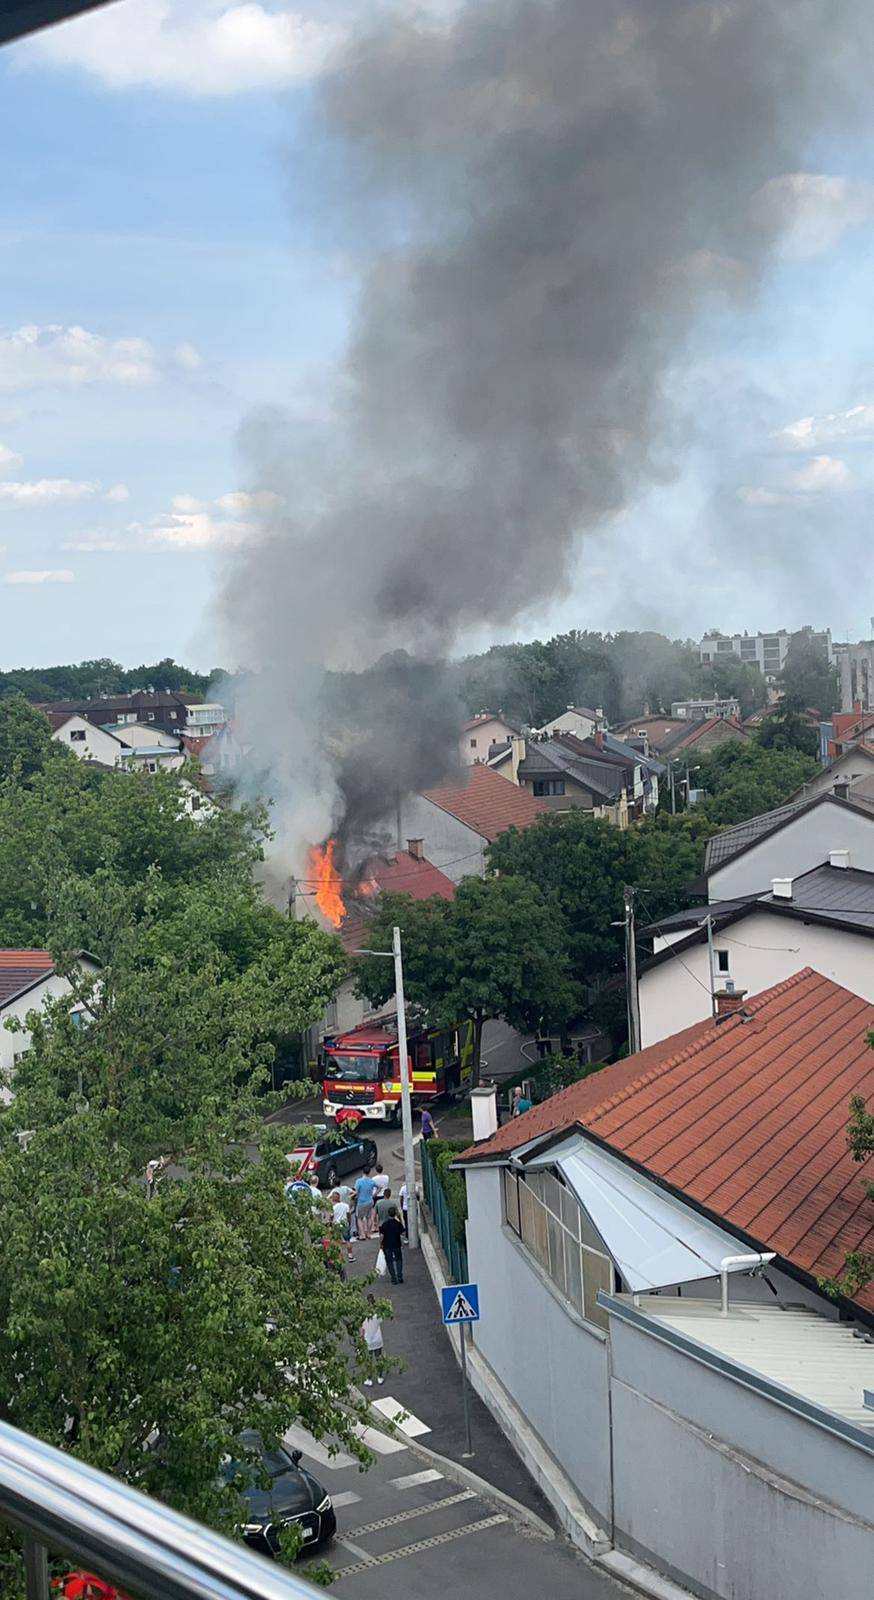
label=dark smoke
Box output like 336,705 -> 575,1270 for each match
220,0 -> 862,870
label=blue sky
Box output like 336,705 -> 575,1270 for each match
1,1 -> 874,669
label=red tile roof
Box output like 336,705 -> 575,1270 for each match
461,968 -> 874,1311
339,852 -> 455,954
0,950 -> 55,1006
422,764 -> 547,841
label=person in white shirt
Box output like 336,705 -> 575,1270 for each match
372,1167 -> 390,1198
330,1191 -> 354,1259
399,1180 -> 410,1237
361,1294 -> 384,1386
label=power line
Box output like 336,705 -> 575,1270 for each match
634,895 -> 716,1000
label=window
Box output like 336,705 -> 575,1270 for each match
169,710 -> 177,719
716,949 -> 730,973
533,778 -> 566,796
502,1165 -> 613,1330
470,738 -> 477,748
147,712 -> 155,721
716,639 -> 733,653
147,761 -> 158,773
70,729 -> 86,742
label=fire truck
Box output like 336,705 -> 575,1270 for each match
320,1011 -> 474,1123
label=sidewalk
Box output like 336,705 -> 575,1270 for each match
347,1235 -> 556,1529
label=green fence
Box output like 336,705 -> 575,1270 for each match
421,1143 -> 469,1284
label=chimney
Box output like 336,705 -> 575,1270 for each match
829,848 -> 850,870
510,733 -> 526,784
715,983 -> 748,1018
771,877 -> 793,900
407,838 -> 424,860
470,1084 -> 498,1142
833,779 -> 850,800
593,728 -> 605,750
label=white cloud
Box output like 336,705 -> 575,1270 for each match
751,173 -> 874,259
774,403 -> 874,450
0,478 -> 98,506
22,0 -> 340,96
0,324 -> 202,393
105,483 -> 130,503
174,342 -> 203,370
61,538 -> 128,552
4,569 -> 75,585
737,485 -> 788,507
788,454 -> 849,492
142,485 -> 282,550
0,444 -> 22,473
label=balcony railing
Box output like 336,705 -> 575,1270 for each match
0,1418 -> 320,1600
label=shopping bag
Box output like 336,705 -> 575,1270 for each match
375,1247 -> 387,1277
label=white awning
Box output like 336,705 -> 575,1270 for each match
526,1135 -> 752,1292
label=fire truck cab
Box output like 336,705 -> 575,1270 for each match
321,1011 -> 473,1123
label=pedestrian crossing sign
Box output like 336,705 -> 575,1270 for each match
441,1283 -> 480,1324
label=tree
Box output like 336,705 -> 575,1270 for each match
780,631 -> 840,716
0,697 -> 68,784
694,740 -> 818,826
697,655 -> 767,717
353,877 -> 576,1082
486,811 -> 713,986
756,709 -> 820,758
820,1091 -> 874,1299
0,871 -> 363,1588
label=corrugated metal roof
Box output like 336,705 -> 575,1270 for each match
631,1296 -> 874,1433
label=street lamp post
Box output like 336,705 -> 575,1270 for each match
355,926 -> 419,1249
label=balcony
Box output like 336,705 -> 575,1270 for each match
0,1418 -> 319,1600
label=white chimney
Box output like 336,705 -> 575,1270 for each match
470,1084 -> 498,1142
771,877 -> 793,900
829,849 -> 850,870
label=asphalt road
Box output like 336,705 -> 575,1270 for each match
284,1418 -> 630,1600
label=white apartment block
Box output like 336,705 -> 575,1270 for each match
698,626 -> 832,684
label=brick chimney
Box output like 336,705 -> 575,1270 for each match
715,984 -> 748,1019
406,838 -> 424,860
593,728 -> 605,750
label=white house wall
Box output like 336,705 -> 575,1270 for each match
709,805 -> 874,899
396,794 -> 488,883
464,1165 -> 613,1529
639,911 -> 874,1047
52,717 -> 125,766
0,973 -> 81,1103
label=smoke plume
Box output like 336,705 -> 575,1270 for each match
220,0 -> 862,876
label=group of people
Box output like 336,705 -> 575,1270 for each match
285,1161 -> 409,1283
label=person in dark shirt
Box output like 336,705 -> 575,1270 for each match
379,1206 -> 405,1284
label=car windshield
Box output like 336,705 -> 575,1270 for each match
221,1441 -> 296,1485
325,1053 -> 381,1083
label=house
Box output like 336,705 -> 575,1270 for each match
639,853 -> 874,1044
487,730 -> 655,825
701,788 -> 874,900
827,705 -> 874,759
42,691 -> 225,739
310,846 -> 457,1043
104,724 -> 185,774
660,714 -> 750,757
0,949 -> 99,1102
460,713 -> 518,766
455,969 -> 874,1598
788,743 -> 874,807
610,713 -> 689,754
538,705 -> 600,741
697,625 -> 833,686
670,695 -> 740,720
395,765 -> 547,883
47,712 -> 131,767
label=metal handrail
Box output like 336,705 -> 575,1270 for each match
0,1419 -> 320,1600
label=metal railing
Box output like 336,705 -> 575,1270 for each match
0,1418 -> 319,1600
420,1146 -> 468,1284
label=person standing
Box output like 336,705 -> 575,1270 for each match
330,1190 -> 354,1260
375,1186 -> 394,1227
372,1164 -> 390,1199
512,1086 -> 532,1116
398,1179 -> 410,1237
355,1167 -> 378,1238
420,1106 -> 437,1142
379,1205 -> 405,1284
361,1294 -> 384,1386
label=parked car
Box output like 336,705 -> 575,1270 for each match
226,1431 -> 336,1557
287,1125 -> 378,1189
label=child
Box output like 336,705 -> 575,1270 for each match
361,1295 -> 384,1386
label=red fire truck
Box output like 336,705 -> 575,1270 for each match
320,1011 -> 474,1124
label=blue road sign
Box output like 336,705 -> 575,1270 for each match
441,1283 -> 480,1324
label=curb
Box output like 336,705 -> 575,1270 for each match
419,1223 -> 695,1600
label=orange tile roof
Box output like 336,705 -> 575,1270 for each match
461,968 -> 874,1311
0,949 -> 55,1005
421,764 -> 547,841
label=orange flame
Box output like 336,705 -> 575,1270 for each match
308,838 -> 345,928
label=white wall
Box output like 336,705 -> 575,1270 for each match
396,794 -> 488,883
52,716 -> 126,766
640,910 -> 874,1046
112,723 -> 181,750
544,709 -> 596,740
709,803 -> 874,899
0,971 -> 89,1102
461,717 -> 515,765
464,1166 -> 613,1529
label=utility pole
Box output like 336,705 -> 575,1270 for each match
705,913 -> 717,1017
669,764 -> 676,814
392,924 -> 419,1249
623,885 -> 641,1055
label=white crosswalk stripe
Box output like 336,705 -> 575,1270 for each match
350,1421 -> 409,1455
390,1468 -> 444,1490
282,1424 -> 355,1470
331,1491 -> 363,1509
371,1396 -> 431,1437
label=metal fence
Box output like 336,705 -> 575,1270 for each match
420,1146 -> 469,1284
0,1418 -> 318,1600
